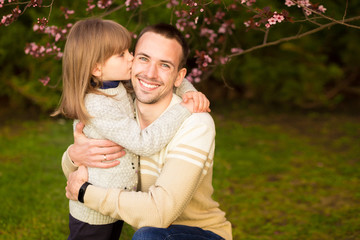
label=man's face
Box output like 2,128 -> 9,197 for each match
131,32 -> 186,105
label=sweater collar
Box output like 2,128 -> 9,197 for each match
100,81 -> 121,89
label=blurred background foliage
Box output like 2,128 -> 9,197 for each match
0,0 -> 359,115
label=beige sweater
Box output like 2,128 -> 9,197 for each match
67,80 -> 194,225
63,94 -> 233,239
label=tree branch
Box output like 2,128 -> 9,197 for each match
227,15 -> 360,59
99,4 -> 126,18
343,0 -> 349,22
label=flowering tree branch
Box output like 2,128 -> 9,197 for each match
227,15 -> 360,59
1,0 -> 359,87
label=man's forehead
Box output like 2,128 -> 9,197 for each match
136,32 -> 180,52
135,32 -> 182,63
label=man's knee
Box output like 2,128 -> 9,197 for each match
132,227 -> 166,240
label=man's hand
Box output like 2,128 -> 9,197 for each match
181,91 -> 211,113
69,122 -> 126,168
66,166 -> 89,201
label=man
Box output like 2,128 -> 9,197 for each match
64,23 -> 232,240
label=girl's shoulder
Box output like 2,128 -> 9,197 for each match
85,84 -> 128,104
84,87 -> 134,116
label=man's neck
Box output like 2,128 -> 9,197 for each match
136,94 -> 173,129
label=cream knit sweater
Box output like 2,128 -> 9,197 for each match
68,80 -> 195,225
63,94 -> 233,239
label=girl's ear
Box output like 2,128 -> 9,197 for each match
92,64 -> 102,77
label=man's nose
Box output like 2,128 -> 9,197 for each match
145,63 -> 158,79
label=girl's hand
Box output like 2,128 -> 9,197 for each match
181,91 -> 211,113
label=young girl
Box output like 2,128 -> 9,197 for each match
53,18 -> 209,240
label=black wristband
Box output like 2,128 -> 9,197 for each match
78,182 -> 92,203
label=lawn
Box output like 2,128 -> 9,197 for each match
0,104 -> 359,240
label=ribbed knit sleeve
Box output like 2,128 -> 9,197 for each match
85,86 -> 191,157
175,78 -> 197,97
61,145 -> 78,179
85,113 -> 216,227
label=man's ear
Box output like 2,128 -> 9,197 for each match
174,68 -> 187,87
92,64 -> 102,77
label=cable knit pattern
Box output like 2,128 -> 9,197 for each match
69,81 -> 192,225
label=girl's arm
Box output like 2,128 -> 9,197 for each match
175,78 -> 197,96
176,78 -> 211,113
85,93 -> 190,157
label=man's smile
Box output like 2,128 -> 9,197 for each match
138,78 -> 161,90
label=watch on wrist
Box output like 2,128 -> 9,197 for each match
78,182 -> 92,203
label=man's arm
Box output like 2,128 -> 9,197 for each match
62,122 -> 126,179
67,114 -> 216,228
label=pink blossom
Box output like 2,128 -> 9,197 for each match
55,33 -> 61,42
125,0 -> 142,11
304,9 -> 312,16
31,43 -> 38,51
25,42 -> 62,59
57,52 -> 63,58
274,14 -> 284,22
268,17 -> 277,25
297,0 -> 311,8
86,2 -> 96,12
215,11 -> 225,20
97,0 -> 113,9
285,0 -> 295,7
33,24 -> 39,31
0,6 -> 21,27
204,17 -> 211,25
218,25 -> 226,34
39,76 -> 50,86
200,27 -> 217,44
1,15 -> 8,24
186,68 -> 203,83
231,48 -> 243,54
204,55 -> 212,63
241,0 -> 256,6
318,5 -> 326,13
219,57 -> 229,65
62,8 -> 75,19
166,0 -> 179,8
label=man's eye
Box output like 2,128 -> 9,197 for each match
119,52 -> 125,57
139,57 -> 148,62
162,63 -> 170,69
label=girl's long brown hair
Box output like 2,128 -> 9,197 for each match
52,18 -> 131,124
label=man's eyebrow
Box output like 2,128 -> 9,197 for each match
136,52 -> 175,68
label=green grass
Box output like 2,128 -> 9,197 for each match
0,105 -> 359,239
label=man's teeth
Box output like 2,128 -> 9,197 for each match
140,80 -> 158,89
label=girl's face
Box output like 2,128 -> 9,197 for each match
95,49 -> 134,81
